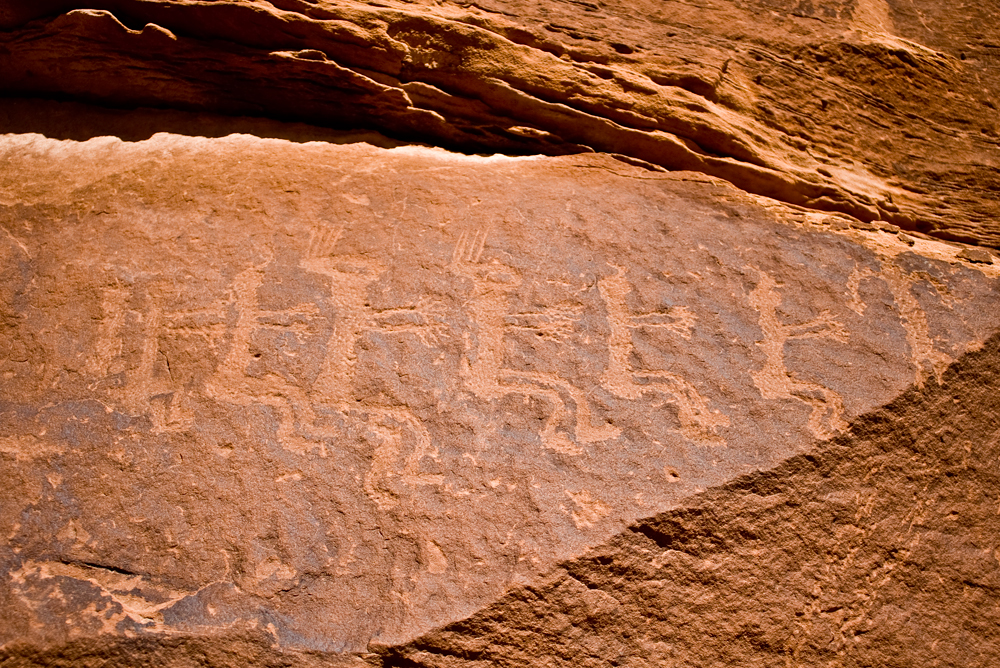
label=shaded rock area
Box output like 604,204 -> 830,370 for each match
7,333 -> 1000,667
1,0 -> 1000,666
376,331 -> 1000,668
1,0 -> 999,245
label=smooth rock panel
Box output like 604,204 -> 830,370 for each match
1,133 -> 998,654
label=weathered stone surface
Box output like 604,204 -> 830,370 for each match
1,131 -> 998,663
1,0 -> 999,246
2,0 -> 1000,664
376,332 -> 1000,667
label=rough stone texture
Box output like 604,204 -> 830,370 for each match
1,0 -> 999,246
376,332 -> 1000,667
1,0 -> 999,666
2,132 -> 999,664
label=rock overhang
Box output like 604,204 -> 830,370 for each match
1,0 -> 999,663
1,0 -> 999,246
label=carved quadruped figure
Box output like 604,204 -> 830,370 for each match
204,262 -> 322,455
203,226 -> 446,508
749,268 -> 848,440
877,263 -> 953,387
451,228 -> 620,454
598,265 -> 729,445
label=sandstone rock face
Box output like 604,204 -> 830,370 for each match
2,133 -> 999,664
2,0 -> 999,245
1,1 -> 999,666
378,335 -> 1000,667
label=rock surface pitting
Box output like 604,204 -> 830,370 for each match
1,0 -> 1000,665
1,0 -> 999,246
1,132 -> 998,662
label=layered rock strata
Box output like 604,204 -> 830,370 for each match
1,0 -> 1000,665
1,0 -> 999,246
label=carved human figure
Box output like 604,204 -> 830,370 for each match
597,265 -> 729,444
749,269 -> 847,440
300,225 -> 446,507
451,229 -> 619,454
89,279 -> 229,435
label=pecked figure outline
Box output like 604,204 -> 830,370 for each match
194,223 -> 969,509
748,267 -> 848,440
450,228 -> 621,454
597,264 -> 730,445
205,225 -> 446,509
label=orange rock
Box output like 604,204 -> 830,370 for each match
1,1 -> 999,665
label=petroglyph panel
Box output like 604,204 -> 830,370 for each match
2,135 -> 999,653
